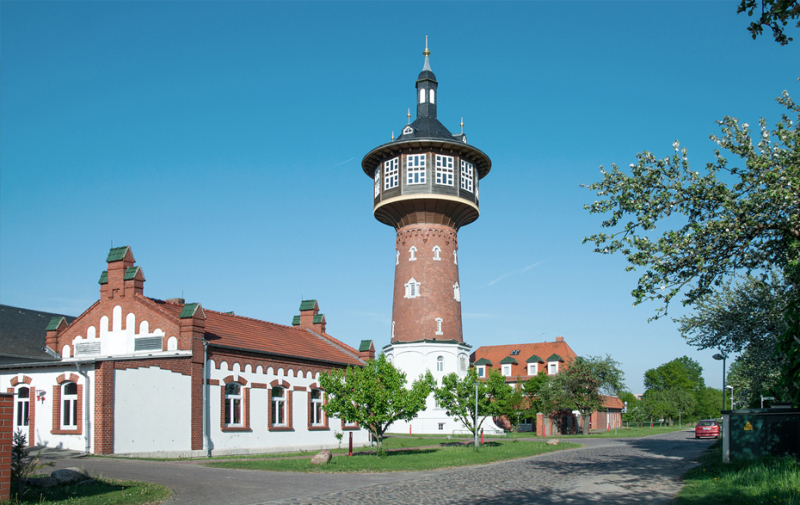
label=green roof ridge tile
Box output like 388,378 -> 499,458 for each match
292,315 -> 301,326
106,246 -> 130,262
313,314 -> 324,324
525,354 -> 544,363
474,357 -> 492,366
123,266 -> 139,280
45,316 -> 66,332
500,356 -> 518,365
98,271 -> 108,285
547,353 -> 564,362
299,300 -> 317,311
359,340 -> 373,352
179,303 -> 201,319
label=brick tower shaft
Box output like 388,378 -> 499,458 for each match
392,224 -> 462,343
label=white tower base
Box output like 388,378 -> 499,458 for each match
384,339 -> 502,435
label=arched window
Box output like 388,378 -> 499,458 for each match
435,318 -> 443,336
405,278 -> 421,298
271,387 -> 286,426
396,250 -> 399,265
419,88 -> 426,103
15,387 -> 29,428
391,321 -> 395,338
453,282 -> 461,302
430,89 -> 435,104
62,382 -> 78,428
453,250 -> 458,265
224,382 -> 242,426
432,245 -> 441,261
436,355 -> 444,372
409,246 -> 417,261
310,389 -> 324,425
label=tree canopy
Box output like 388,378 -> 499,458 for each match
550,356 -> 625,434
319,354 -> 434,453
583,93 -> 799,318
644,356 -> 705,393
433,368 -> 511,436
738,0 -> 800,45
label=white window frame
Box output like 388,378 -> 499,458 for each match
406,154 -> 426,185
409,246 -> 417,261
374,167 -> 381,197
430,89 -> 435,104
310,389 -> 324,425
528,363 -> 538,376
436,355 -> 444,371
502,364 -> 512,377
404,278 -> 421,298
548,362 -> 559,375
62,382 -> 78,429
432,245 -> 441,261
271,386 -> 286,426
224,382 -> 243,426
460,160 -> 474,192
476,366 -> 485,378
453,282 -> 461,302
435,318 -> 443,335
15,386 -> 30,428
435,155 -> 454,186
384,158 -> 399,190
419,88 -> 426,103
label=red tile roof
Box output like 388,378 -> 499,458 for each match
602,395 -> 625,409
144,296 -> 364,367
471,339 -> 578,379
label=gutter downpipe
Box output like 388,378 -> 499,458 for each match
74,362 -> 90,454
204,341 -> 211,457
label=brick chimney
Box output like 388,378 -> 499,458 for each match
100,246 -> 144,299
292,300 -> 326,334
555,336 -> 564,343
357,340 -> 375,361
45,316 -> 69,354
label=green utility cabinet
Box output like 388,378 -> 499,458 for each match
722,407 -> 800,462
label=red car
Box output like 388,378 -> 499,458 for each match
695,419 -> 720,439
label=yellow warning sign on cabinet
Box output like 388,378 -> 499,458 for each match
744,421 -> 754,431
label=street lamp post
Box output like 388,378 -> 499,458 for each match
474,382 -> 479,451
712,353 -> 727,411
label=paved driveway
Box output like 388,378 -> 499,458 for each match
40,430 -> 713,505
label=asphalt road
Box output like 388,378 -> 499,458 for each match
40,429 -> 713,505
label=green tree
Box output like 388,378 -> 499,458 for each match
618,391 -> 640,424
550,355 -> 625,434
694,387 -> 724,419
521,370 -> 551,415
738,0 -> 800,45
319,354 -> 435,454
644,356 -> 705,394
433,368 -> 511,437
584,93 -> 800,404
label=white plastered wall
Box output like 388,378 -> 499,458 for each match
0,365 -> 96,452
386,340 -> 502,435
114,366 -> 191,453
207,360 -> 370,455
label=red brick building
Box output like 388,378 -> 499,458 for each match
0,246 -> 372,456
472,337 -> 624,433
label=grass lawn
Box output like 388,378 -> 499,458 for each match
9,477 -> 172,505
389,424 -> 689,440
203,439 -> 580,472
675,440 -> 800,505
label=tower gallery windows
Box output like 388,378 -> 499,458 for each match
435,155 -> 454,186
407,155 -> 426,185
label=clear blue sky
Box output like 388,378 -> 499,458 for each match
2,1 -> 797,392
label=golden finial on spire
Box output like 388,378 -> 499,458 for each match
391,131 -> 395,141
460,117 -> 464,134
407,108 -> 411,124
423,35 -> 430,57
